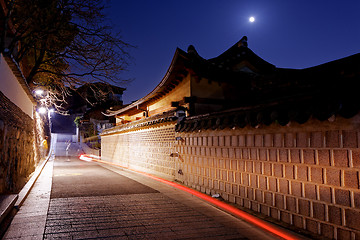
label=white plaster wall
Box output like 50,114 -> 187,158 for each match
0,54 -> 34,118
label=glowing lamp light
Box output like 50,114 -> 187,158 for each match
34,89 -> 44,96
38,107 -> 47,114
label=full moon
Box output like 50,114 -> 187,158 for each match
249,16 -> 255,22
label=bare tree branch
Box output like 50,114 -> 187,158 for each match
1,0 -> 133,113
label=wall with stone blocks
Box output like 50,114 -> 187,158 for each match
101,123 -> 176,179
0,91 -> 38,193
175,117 -> 360,240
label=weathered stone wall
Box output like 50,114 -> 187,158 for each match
175,116 -> 360,239
102,119 -> 176,179
0,91 -> 38,193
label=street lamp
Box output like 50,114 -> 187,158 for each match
37,106 -> 55,158
34,89 -> 44,96
37,107 -> 54,127
38,106 -> 47,114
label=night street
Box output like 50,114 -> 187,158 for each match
1,1 -> 360,239
4,156 -> 287,239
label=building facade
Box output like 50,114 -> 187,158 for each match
101,37 -> 360,239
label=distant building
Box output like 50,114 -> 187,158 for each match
61,82 -> 126,151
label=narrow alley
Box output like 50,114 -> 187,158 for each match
3,154 -> 300,239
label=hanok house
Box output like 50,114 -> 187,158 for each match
101,37 -> 360,239
73,82 -> 125,135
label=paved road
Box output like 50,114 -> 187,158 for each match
4,156 -> 292,239
51,157 -> 157,198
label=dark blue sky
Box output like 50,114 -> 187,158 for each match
107,1 -> 360,104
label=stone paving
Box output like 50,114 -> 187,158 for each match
45,194 -> 248,239
3,156 -> 302,239
3,159 -> 53,239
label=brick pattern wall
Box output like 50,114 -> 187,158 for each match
175,119 -> 360,239
102,123 -> 176,179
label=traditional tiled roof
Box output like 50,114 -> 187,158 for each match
103,37 -> 273,117
176,51 -> 360,131
103,49 -> 190,117
186,36 -> 276,78
102,110 -> 177,135
104,36 -> 360,128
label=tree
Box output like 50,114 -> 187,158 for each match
1,0 -> 132,113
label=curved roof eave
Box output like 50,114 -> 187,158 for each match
302,52 -> 360,73
103,48 -> 188,117
207,38 -> 276,73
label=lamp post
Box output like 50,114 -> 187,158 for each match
34,87 -> 57,158
37,106 -> 54,133
37,106 -> 55,158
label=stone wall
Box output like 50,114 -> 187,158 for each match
101,115 -> 177,179
0,91 -> 38,193
175,116 -> 360,239
101,107 -> 360,239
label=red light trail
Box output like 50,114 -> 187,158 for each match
79,154 -> 302,240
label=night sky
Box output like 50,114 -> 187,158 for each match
106,1 -> 360,104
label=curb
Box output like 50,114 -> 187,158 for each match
15,152 -> 52,208
0,152 -> 52,236
0,194 -> 18,224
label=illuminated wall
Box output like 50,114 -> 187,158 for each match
0,86 -> 36,193
101,121 -> 176,179
175,116 -> 360,239
0,54 -> 41,194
